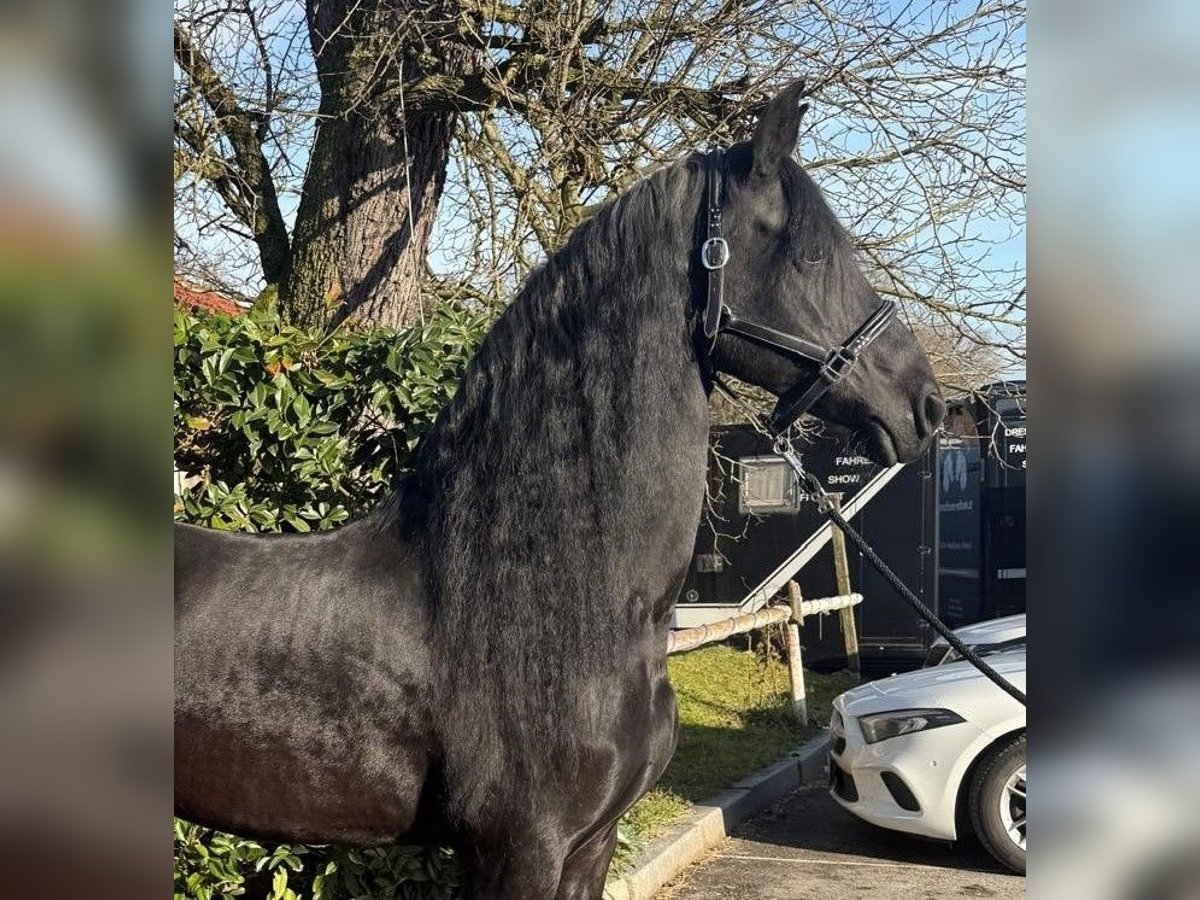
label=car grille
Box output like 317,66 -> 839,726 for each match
829,758 -> 859,802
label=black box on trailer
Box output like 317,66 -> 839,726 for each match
937,432 -> 982,628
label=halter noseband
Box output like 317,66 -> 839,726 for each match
698,147 -> 900,434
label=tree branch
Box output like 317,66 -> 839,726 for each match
174,20 -> 291,285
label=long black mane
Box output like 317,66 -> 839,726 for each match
384,159 -> 706,782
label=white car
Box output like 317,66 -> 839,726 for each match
829,649 -> 1026,873
923,613 -> 1026,667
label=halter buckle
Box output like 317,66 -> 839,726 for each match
701,237 -> 730,271
819,348 -> 857,384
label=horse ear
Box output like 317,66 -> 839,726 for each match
751,81 -> 808,177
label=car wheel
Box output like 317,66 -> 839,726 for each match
968,733 -> 1026,874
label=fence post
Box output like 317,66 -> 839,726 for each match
785,580 -> 808,724
828,495 -> 861,673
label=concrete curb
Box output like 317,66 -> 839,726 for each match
605,729 -> 830,900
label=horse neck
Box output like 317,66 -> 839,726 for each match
434,274 -> 708,500
410,208 -> 712,622
420,186 -> 711,494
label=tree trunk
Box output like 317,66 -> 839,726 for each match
284,107 -> 453,330
283,0 -> 461,330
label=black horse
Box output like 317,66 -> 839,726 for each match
175,83 -> 945,899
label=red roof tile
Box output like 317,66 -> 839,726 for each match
174,279 -> 247,317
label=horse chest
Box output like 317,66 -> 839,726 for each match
571,651 -> 679,824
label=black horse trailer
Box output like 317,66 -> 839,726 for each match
675,380 -> 1026,674
938,380 -> 1027,628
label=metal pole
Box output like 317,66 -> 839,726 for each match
785,580 -> 808,723
828,494 -> 861,673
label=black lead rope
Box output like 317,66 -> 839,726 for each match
824,495 -> 1028,706
774,443 -> 1028,707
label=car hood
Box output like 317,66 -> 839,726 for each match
931,613 -> 1027,648
838,650 -> 1027,727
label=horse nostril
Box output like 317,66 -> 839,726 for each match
921,388 -> 947,437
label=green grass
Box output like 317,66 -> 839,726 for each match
611,641 -> 859,873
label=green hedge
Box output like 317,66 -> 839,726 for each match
173,301 -> 489,899
174,302 -> 487,533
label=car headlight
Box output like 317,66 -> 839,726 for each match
857,708 -> 965,744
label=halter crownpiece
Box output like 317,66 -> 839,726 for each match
701,148 -> 729,340
697,148 -> 900,434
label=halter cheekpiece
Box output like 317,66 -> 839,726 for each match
697,147 -> 900,434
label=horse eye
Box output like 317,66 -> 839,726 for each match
791,251 -> 824,271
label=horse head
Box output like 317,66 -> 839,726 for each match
706,81 -> 945,465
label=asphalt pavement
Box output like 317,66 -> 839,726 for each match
656,785 -> 1025,900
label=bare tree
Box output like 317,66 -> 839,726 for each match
174,0 -> 1024,364
174,0 -> 315,303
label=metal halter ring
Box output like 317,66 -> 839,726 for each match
774,438 -> 834,512
700,237 -> 730,270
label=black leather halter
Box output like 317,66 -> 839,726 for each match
698,148 -> 900,434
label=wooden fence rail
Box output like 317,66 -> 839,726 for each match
667,585 -> 863,722
666,604 -> 792,655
